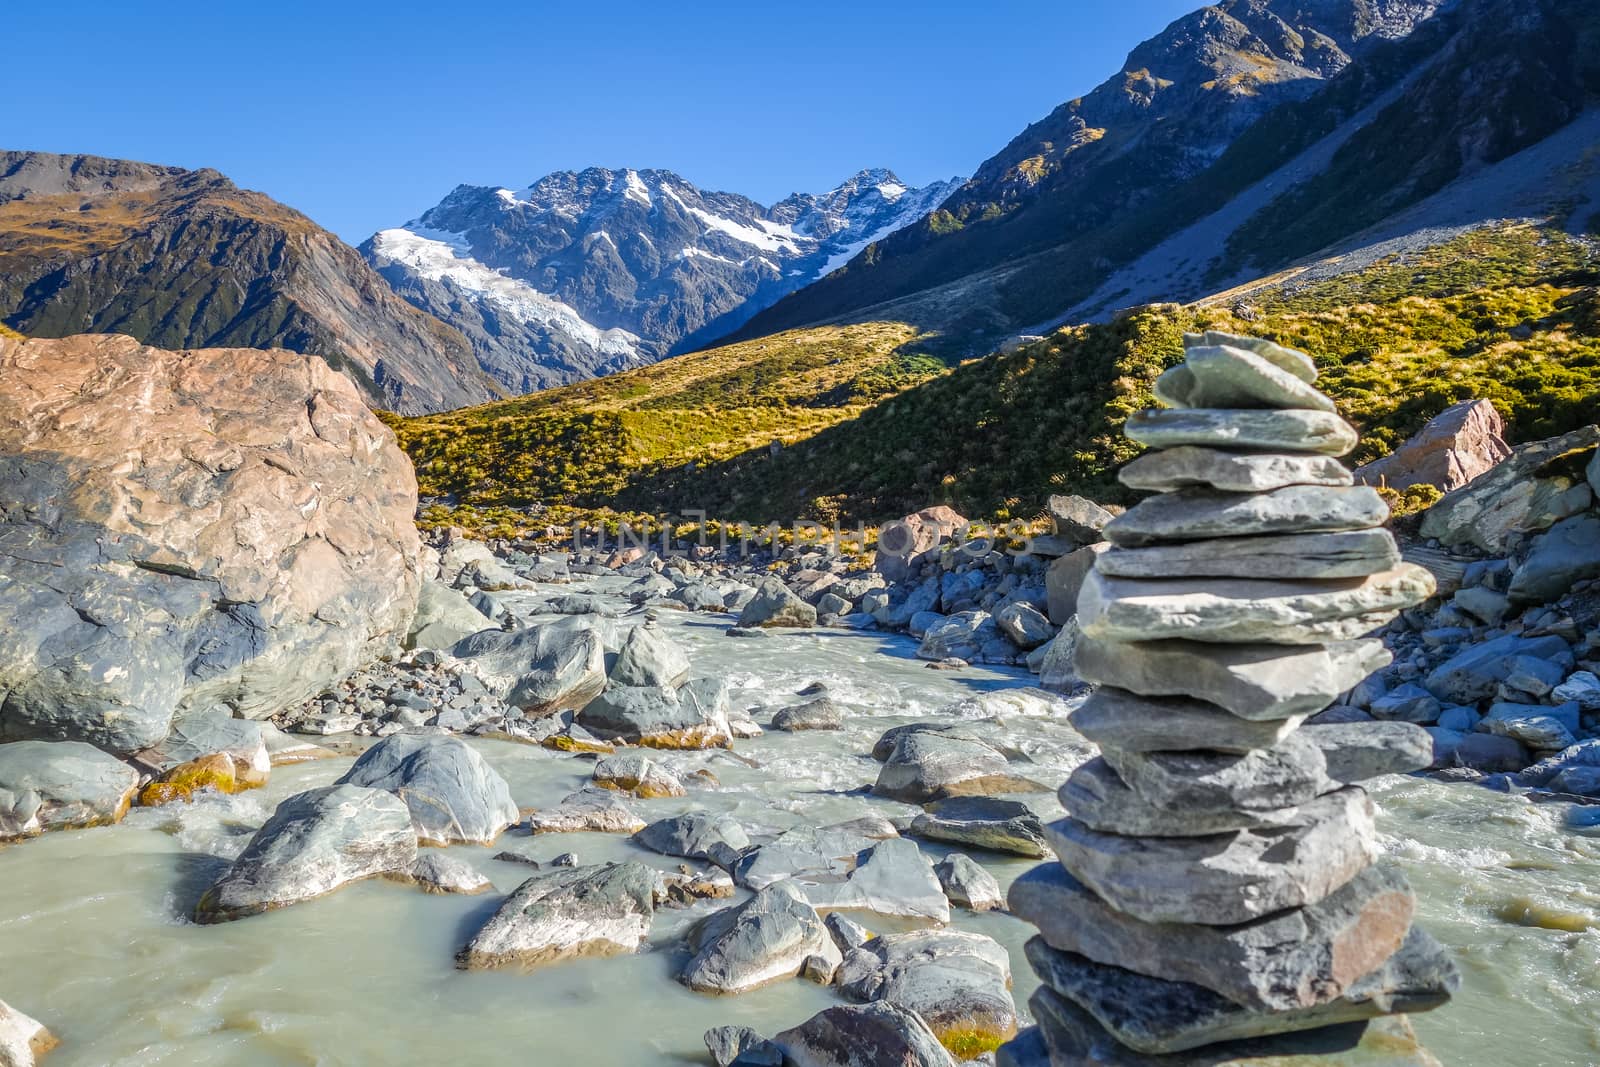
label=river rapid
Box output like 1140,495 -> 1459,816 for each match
2,577 -> 1597,1066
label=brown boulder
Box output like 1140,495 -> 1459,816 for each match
1353,399 -> 1510,493
874,506 -> 968,583
0,334 -> 420,754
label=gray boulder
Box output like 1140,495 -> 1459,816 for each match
1419,425 -> 1600,552
910,796 -> 1048,858
681,880 -> 842,994
704,1026 -> 783,1067
591,752 -> 685,798
934,853 -> 1004,911
455,861 -> 660,969
407,581 -> 495,650
771,697 -> 844,732
336,734 -> 518,846
917,611 -> 998,662
0,335 -> 421,755
1508,513 -> 1600,602
406,851 -> 494,895
873,727 -> 1040,803
799,837 -> 950,924
610,623 -> 691,687
734,821 -> 895,890
196,785 -> 417,923
634,812 -> 750,869
737,578 -> 817,628
1305,722 -> 1433,782
995,602 -> 1055,649
1425,634 -> 1573,704
451,624 -> 606,717
129,708 -> 271,789
577,680 -> 732,748
773,1002 -> 957,1067
0,740 -> 140,840
838,929 -> 1017,1049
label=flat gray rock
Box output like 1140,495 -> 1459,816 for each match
1100,731 -> 1330,813
682,880 -> 841,994
456,861 -> 660,970
406,851 -> 494,895
337,733 -> 518,846
733,822 -> 892,890
1061,759 -> 1337,838
1024,925 -> 1456,1054
526,788 -> 646,834
1096,529 -> 1400,581
0,739 -> 140,840
1008,862 -> 1414,1012
1045,788 -> 1378,925
1071,688 -> 1304,755
196,785 -> 417,923
838,929 -> 1018,1051
1074,636 -> 1389,721
1028,985 -> 1444,1066
771,697 -> 845,732
1119,447 -> 1352,494
909,795 -> 1049,858
1305,722 -> 1433,783
577,680 -> 733,748
1155,344 -> 1335,412
798,837 -> 950,925
1078,566 -> 1435,645
1105,486 -> 1386,547
1186,331 -> 1318,382
1124,408 -> 1358,457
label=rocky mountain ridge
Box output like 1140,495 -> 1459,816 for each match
730,0 -> 1595,355
0,151 -> 502,415
363,166 -> 961,393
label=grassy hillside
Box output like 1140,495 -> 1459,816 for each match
393,224 -> 1599,529
386,322 -> 945,511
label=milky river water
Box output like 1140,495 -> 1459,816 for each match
2,578 -> 1598,1066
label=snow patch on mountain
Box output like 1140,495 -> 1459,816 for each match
371,227 -> 643,360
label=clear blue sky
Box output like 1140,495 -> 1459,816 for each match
5,0 -> 1198,242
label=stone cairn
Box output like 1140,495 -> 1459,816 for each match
1000,332 -> 1460,1065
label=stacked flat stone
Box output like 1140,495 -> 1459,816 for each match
999,332 -> 1459,1066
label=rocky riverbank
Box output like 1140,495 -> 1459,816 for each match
1,333 -> 1598,1066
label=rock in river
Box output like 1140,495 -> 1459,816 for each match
0,999 -> 57,1067
910,796 -> 1048,858
337,733 -> 519,846
681,880 -> 842,994
0,740 -> 140,840
773,1001 -> 957,1067
195,785 -> 418,923
0,334 -> 421,754
838,928 -> 1018,1054
456,861 -> 661,970
451,624 -> 606,718
799,837 -> 951,925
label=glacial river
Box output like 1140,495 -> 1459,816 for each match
2,578 -> 1597,1066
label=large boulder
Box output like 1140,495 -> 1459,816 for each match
129,708 -> 271,793
451,623 -> 606,717
577,677 -> 733,748
609,623 -> 691,687
1507,513 -> 1600,603
875,506 -> 968,584
0,739 -> 139,840
1419,425 -> 1599,552
0,335 -> 421,754
874,727 -> 1042,803
681,880 -> 842,994
1045,545 -> 1107,625
455,861 -> 660,970
195,784 -> 418,923
1352,399 -> 1512,493
737,578 -> 818,629
336,733 -> 518,845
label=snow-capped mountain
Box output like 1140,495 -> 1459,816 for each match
361,167 -> 960,394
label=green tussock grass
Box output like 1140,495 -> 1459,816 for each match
394,223 -> 1600,531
